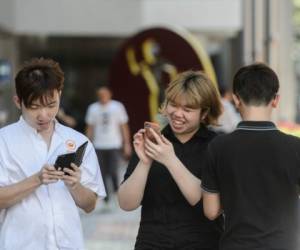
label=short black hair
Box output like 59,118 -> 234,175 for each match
218,84 -> 230,97
15,58 -> 64,107
233,63 -> 279,105
97,85 -> 111,91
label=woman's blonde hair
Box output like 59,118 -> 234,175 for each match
160,70 -> 222,126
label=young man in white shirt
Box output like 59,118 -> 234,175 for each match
0,58 -> 106,250
85,86 -> 132,203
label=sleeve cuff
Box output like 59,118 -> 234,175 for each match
82,182 -> 107,199
201,184 -> 220,194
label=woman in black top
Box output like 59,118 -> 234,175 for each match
118,71 -> 223,250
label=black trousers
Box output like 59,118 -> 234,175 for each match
96,149 -> 120,202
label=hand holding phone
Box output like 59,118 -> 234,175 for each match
144,121 -> 161,143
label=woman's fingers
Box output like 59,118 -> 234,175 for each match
149,128 -> 162,143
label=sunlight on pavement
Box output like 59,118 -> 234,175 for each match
80,196 -> 140,250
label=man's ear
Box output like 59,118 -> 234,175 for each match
271,94 -> 280,108
13,95 -> 21,109
232,94 -> 241,108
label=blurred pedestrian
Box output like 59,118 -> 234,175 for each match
214,86 -> 241,134
0,58 -> 106,250
202,63 -> 300,250
85,86 -> 132,204
0,89 -> 8,128
118,71 -> 223,250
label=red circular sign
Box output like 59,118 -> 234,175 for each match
109,26 -> 216,134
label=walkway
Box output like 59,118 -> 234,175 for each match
80,194 -> 140,250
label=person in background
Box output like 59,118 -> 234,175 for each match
214,85 -> 241,134
0,89 -> 8,128
85,86 -> 132,204
202,63 -> 300,250
0,58 -> 106,250
118,71 -> 223,250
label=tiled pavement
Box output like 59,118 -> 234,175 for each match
80,196 -> 140,250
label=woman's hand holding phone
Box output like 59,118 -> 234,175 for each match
143,123 -> 176,167
144,121 -> 161,143
133,128 -> 152,165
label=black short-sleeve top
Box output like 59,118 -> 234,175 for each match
201,121 -> 300,250
123,125 -> 223,232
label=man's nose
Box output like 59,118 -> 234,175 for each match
37,108 -> 48,118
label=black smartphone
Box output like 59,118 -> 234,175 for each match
54,141 -> 88,171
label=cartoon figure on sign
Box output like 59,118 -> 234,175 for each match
109,27 -> 217,134
126,38 -> 177,121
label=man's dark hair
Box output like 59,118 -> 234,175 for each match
15,58 -> 64,107
218,84 -> 230,97
233,63 -> 279,105
97,85 -> 111,91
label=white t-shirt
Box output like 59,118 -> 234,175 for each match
85,100 -> 129,149
0,117 -> 106,250
215,99 -> 241,133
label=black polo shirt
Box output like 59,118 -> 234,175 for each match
123,125 -> 222,249
202,121 -> 300,250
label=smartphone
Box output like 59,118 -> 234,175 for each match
144,121 -> 161,143
54,141 -> 88,171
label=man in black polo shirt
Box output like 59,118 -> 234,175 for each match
201,63 -> 300,250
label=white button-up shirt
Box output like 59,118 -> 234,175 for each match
0,117 -> 106,250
